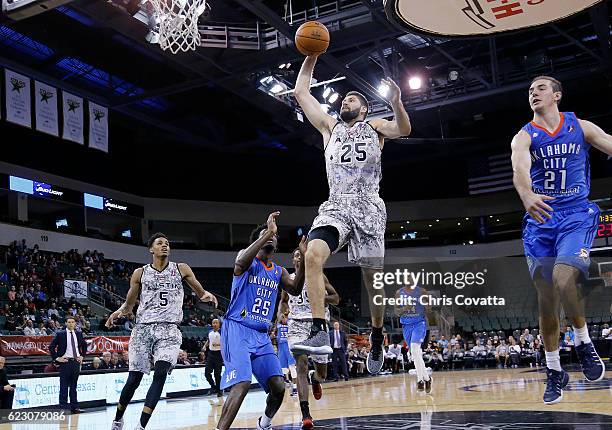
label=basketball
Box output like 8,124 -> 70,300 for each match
295,21 -> 330,56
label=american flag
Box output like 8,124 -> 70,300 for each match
468,153 -> 514,195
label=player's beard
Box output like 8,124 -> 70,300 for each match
340,107 -> 360,122
263,244 -> 275,253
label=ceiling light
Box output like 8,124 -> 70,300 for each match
408,76 -> 422,90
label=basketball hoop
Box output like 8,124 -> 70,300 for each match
144,0 -> 209,54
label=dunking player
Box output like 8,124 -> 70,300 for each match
395,283 -> 431,394
511,76 -> 612,404
214,212 -> 307,430
275,314 -> 298,397
107,233 -> 218,430
292,54 -> 412,374
278,248 -> 339,429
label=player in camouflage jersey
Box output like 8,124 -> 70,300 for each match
107,233 -> 217,430
292,53 -> 412,374
278,248 -> 339,429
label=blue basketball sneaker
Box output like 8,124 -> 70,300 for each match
543,368 -> 570,405
575,342 -> 605,382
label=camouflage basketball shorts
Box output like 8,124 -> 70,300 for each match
288,319 -> 329,364
128,322 -> 182,374
310,194 -> 386,269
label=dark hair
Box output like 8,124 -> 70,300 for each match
531,76 -> 563,104
249,224 -> 273,243
147,232 -> 168,248
345,91 -> 369,115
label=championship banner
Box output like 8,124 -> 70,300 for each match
384,0 -> 603,37
34,80 -> 59,136
63,279 -> 88,299
88,101 -> 109,153
0,336 -> 53,356
86,336 -> 130,354
62,91 -> 84,144
5,69 -> 31,128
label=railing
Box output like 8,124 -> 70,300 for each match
87,283 -> 125,312
437,308 -> 453,340
197,0 -> 371,51
329,304 -> 364,334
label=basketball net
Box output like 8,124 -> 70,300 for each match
145,0 -> 209,54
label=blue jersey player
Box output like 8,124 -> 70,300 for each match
215,212 -> 306,430
511,76 -> 612,405
395,284 -> 431,394
276,314 -> 297,396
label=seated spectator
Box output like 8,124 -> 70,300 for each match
522,338 -> 535,367
100,352 -> 112,369
177,350 -> 191,366
1,304 -> 12,316
563,326 -> 575,344
387,341 -> 403,373
508,337 -> 521,368
22,319 -> 36,336
534,338 -> 545,366
451,343 -> 465,369
4,312 -> 17,331
471,339 -> 487,368
109,353 -> 120,369
47,319 -> 62,333
455,334 -> 465,349
347,345 -> 364,376
437,335 -> 449,351
35,322 -> 48,336
523,328 -> 534,345
7,286 -> 16,302
82,320 -> 92,335
196,352 -> 206,365
88,357 -> 102,371
117,351 -> 129,369
492,335 -> 500,347
496,340 -> 508,368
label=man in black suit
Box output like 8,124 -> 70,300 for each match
329,321 -> 349,381
0,356 -> 15,409
49,317 -> 87,413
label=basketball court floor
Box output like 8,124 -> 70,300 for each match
15,364 -> 609,430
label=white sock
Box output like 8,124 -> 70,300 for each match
260,414 -> 272,427
545,350 -> 562,371
292,383 -> 297,390
411,343 -> 430,382
289,364 -> 297,380
573,325 -> 591,346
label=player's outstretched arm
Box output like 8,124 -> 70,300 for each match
280,236 -> 307,296
580,119 -> 612,156
234,211 -> 280,276
323,275 -> 340,306
179,263 -> 218,308
369,78 -> 412,140
106,267 -> 142,328
293,56 -> 336,137
511,130 -> 554,224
